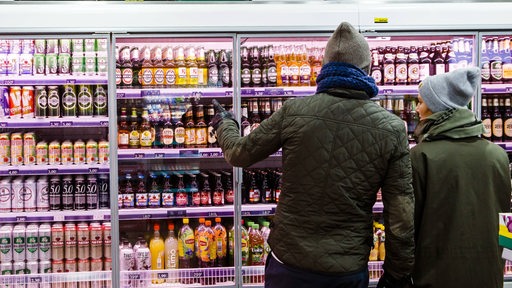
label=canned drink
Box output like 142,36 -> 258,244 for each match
0,54 -> 7,75
0,178 -> 11,212
77,223 -> 90,260
61,175 -> 74,211
98,140 -> 109,165
58,53 -> 71,75
102,222 -> 111,259
96,38 -> 107,52
93,85 -> 107,117
9,86 -> 22,118
8,40 -> 21,54
84,52 -> 96,76
49,176 -> 61,211
98,174 -> 109,209
0,262 -> 12,275
36,141 -> 48,165
12,224 -> 26,262
40,259 -> 51,273
45,53 -> 58,75
59,39 -> 71,54
0,132 -> 10,166
61,84 -> 77,117
72,39 -> 84,53
77,258 -> 90,272
33,53 -> 45,75
35,40 -> 46,54
46,39 -> 58,54
0,40 -> 9,53
25,224 -> 39,261
6,53 -> 20,75
13,261 -> 25,274
0,86 -> 9,117
77,84 -> 93,116
47,86 -> 60,117
10,132 -> 23,166
0,224 -> 13,263
65,258 -> 77,272
73,139 -> 86,165
74,175 -> 86,210
11,177 -> 24,212
52,259 -> 65,273
23,132 -> 36,165
51,223 -> 64,261
89,222 -> 103,259
86,140 -> 98,164
61,140 -> 73,165
35,86 -> 47,118
104,257 -> 112,271
84,39 -> 96,52
90,257 -> 103,271
19,53 -> 33,75
38,223 -> 51,261
23,176 -> 37,212
71,54 -> 84,76
86,175 -> 97,210
97,52 -> 108,76
21,39 -> 34,54
48,140 -> 61,165
64,223 -> 77,260
21,86 -> 34,118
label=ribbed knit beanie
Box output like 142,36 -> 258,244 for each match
323,22 -> 371,74
419,67 -> 480,113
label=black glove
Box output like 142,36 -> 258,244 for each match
376,272 -> 413,288
211,99 -> 238,131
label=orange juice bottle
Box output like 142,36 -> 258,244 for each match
149,223 -> 165,284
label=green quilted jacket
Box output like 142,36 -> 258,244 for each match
216,88 -> 415,279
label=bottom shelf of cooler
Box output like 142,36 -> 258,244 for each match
0,271 -> 112,286
121,268 -> 236,287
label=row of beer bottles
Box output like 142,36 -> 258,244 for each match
370,39 -> 473,86
116,45 -> 233,88
481,95 -> 512,142
481,36 -> 512,83
376,97 -> 419,143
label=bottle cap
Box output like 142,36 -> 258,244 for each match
154,223 -> 160,231
205,220 -> 212,226
215,217 -> 221,223
199,218 -> 205,223
183,218 -> 189,224
168,222 -> 174,231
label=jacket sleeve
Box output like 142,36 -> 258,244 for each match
380,127 -> 415,280
410,148 -> 426,244
216,104 -> 285,168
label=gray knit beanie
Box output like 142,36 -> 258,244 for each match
419,67 -> 480,113
323,22 -> 371,74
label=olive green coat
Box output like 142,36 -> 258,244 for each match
411,108 -> 511,288
216,89 -> 415,279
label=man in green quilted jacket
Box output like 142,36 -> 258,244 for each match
212,21 -> 414,288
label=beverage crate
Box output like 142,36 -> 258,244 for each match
0,271 -> 111,286
120,267 -> 235,287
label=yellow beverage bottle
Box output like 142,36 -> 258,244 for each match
149,223 -> 165,284
288,45 -> 299,86
174,46 -> 187,87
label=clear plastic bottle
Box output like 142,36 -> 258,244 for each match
260,221 -> 271,263
135,239 -> 151,287
164,222 -> 179,283
178,218 -> 195,284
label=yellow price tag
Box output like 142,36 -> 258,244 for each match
374,17 -> 389,24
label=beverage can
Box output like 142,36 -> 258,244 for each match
72,53 -> 85,76
98,140 -> 109,165
9,86 -> 22,118
0,85 -> 10,117
45,53 -> 58,75
21,86 -> 34,118
102,222 -> 111,259
26,223 -> 39,261
96,38 -> 107,52
73,139 -> 86,165
10,132 -> 23,166
84,52 -> 96,76
51,223 -> 64,261
59,39 -> 71,54
48,140 -> 61,165
38,223 -> 51,261
35,86 -> 47,118
61,175 -> 74,211
13,261 -> 25,274
46,39 -> 58,54
90,257 -> 103,271
86,175 -> 98,210
93,85 -> 107,116
0,40 -> 9,53
0,54 -> 7,75
64,223 -> 77,260
74,175 -> 86,210
39,259 -> 51,273
0,262 -> 12,275
19,53 -> 33,75
23,132 -> 36,165
23,176 -> 37,212
89,222 -> 103,259
0,178 -> 11,212
0,132 -> 10,165
52,259 -> 65,273
97,52 -> 108,76
33,53 -> 45,75
72,39 -> 84,54
98,174 -> 109,209
84,39 -> 96,52
6,53 -> 20,75
77,222 -> 90,260
21,39 -> 34,54
8,40 -> 21,54
12,223 -> 26,262
36,177 -> 49,211
11,177 -> 24,212
86,139 -> 98,164
58,53 -> 71,75
61,84 -> 77,117
49,176 -> 61,211
47,85 -> 60,117
77,84 -> 93,116
0,224 -> 13,263
61,140 -> 73,165
77,258 -> 90,272
104,257 -> 112,271
36,141 -> 48,165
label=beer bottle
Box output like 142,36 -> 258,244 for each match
445,42 -> 458,73
267,45 -> 277,87
276,45 -> 289,87
481,97 -> 492,140
161,108 -> 174,148
152,109 -> 163,149
299,44 -> 311,87
163,47 -> 176,88
206,104 -> 217,147
490,37 -> 503,84
173,107 -> 185,149
288,46 -> 300,87
139,108 -> 153,149
481,39 -> 491,84
228,50 -> 233,88
219,50 -> 230,88
418,45 -> 431,81
383,46 -> 395,85
241,102 -> 251,137
184,108 -> 196,148
261,46 -> 269,87
115,46 -> 122,87
197,47 -> 208,88
207,50 -> 219,88
118,107 -> 130,149
241,46 -> 251,87
503,37 -> 512,83
406,100 -> 419,143
503,97 -> 512,142
186,46 -> 198,88
140,47 -> 153,87
371,49 -> 383,86
175,46 -> 187,87
130,47 -> 142,88
492,97 -> 503,142
195,105 -> 207,148
152,46 -> 165,87
432,44 -> 446,75
129,107 -> 140,149
249,99 -> 261,132
120,46 -> 133,87
407,46 -> 420,85
395,46 -> 407,85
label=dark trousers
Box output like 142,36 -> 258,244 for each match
265,253 -> 369,288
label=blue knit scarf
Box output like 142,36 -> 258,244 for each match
316,62 -> 379,98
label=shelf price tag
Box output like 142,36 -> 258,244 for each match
142,214 -> 152,219
154,153 -> 165,159
88,168 -> 98,174
241,89 -> 255,96
65,79 -> 76,84
128,274 -> 141,280
179,150 -> 199,157
62,121 -> 73,127
284,90 -> 294,96
133,153 -> 145,159
225,91 -> 233,97
192,271 -> 204,278
506,87 -> 512,93
8,169 -> 19,175
28,276 -> 42,283
3,80 -> 14,85
201,151 -> 222,157
16,216 -> 27,222
157,272 -> 169,279
167,209 -> 186,217
49,121 -> 61,127
208,211 -> 218,217
117,93 -> 126,98
255,90 -> 264,96
47,168 -> 58,174
99,121 -> 109,127
141,90 -> 160,97
0,122 -> 8,128
242,211 -> 251,216
381,89 -> 393,94
264,88 -> 284,95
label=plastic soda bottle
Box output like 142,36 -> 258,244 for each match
149,223 -> 165,284
164,222 -> 179,283
213,217 -> 227,267
134,239 -> 151,287
178,218 -> 195,284
261,221 -> 271,263
194,218 -> 205,267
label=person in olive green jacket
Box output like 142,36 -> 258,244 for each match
411,67 -> 511,288
212,22 -> 414,288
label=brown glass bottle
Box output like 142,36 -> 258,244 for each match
130,47 -> 142,88
174,110 -> 185,149
492,97 -> 503,142
418,45 -> 431,81
195,105 -> 207,148
383,46 -> 395,85
139,108 -> 153,149
481,97 -> 492,140
370,49 -> 383,86
120,46 -> 133,87
432,45 -> 446,75
197,47 -> 208,88
490,37 -> 503,84
128,108 -> 140,149
407,46 -> 420,85
395,46 -> 407,85
503,97 -> 512,142
241,46 -> 251,87
241,103 -> 251,137
267,45 -> 278,87
153,46 -> 165,87
184,108 -> 196,148
206,104 -> 218,147
161,108 -> 174,148
163,46 -> 176,88
249,99 -> 261,133
118,107 -> 129,149
250,47 -> 262,87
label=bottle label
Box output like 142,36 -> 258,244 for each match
208,67 -> 219,85
122,68 -> 133,85
482,118 -> 492,138
491,61 -> 503,80
118,133 -> 129,146
207,126 -> 217,144
384,64 -> 395,82
116,68 -> 122,85
408,64 -> 420,81
241,68 -> 251,85
161,192 -> 174,207
179,228 -> 195,259
288,65 -> 299,85
135,193 -> 148,208
154,68 -> 165,85
140,130 -> 152,147
418,63 -> 430,80
492,118 -> 503,137
175,127 -> 185,144
503,63 -> 512,80
371,69 -> 382,84
141,68 -> 153,86
221,67 -> 230,85
196,128 -> 207,145
162,128 -> 174,145
165,68 -> 176,86
129,131 -> 140,146
435,63 -> 446,75
148,193 -> 161,207
185,128 -> 196,145
481,62 -> 490,81
395,63 -> 407,81
299,64 -> 311,84
268,66 -> 277,84
252,68 -> 262,85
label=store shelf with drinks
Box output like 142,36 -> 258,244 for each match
0,270 -> 112,287
0,209 -> 111,224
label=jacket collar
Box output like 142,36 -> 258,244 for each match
414,108 -> 485,143
321,88 -> 371,100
